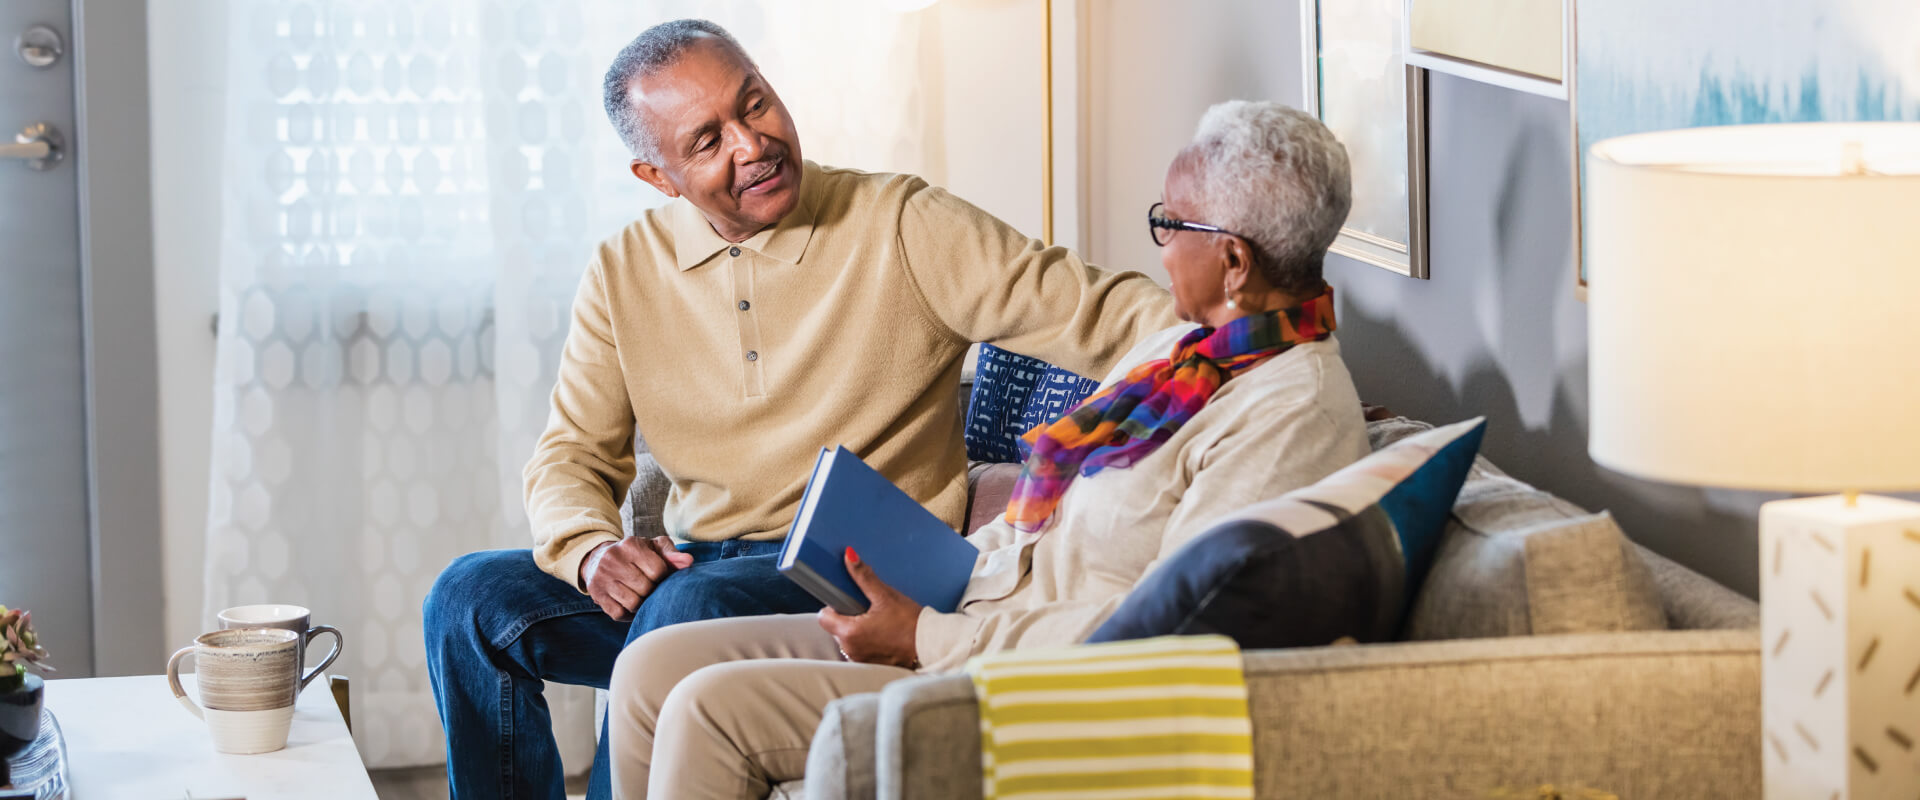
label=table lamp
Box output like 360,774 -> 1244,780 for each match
1587,121 -> 1920,799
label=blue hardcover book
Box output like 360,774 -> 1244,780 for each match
777,446 -> 978,615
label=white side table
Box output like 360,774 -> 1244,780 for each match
45,674 -> 376,799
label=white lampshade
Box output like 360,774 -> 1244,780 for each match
1587,122 -> 1920,492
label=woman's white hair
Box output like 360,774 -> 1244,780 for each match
1185,101 -> 1352,291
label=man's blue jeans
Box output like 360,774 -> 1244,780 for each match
423,541 -> 824,800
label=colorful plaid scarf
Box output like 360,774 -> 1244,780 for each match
1004,289 -> 1337,533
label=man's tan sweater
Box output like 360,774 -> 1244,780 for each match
525,161 -> 1176,588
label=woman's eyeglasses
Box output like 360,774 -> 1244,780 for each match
1147,202 -> 1244,247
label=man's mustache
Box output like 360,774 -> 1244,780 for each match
734,148 -> 788,194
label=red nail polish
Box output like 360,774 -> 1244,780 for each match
845,547 -> 860,565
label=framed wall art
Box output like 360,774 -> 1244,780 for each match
1302,0 -> 1431,279
1405,0 -> 1568,99
1571,0 -> 1919,293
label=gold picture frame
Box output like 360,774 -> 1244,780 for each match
1403,0 -> 1570,100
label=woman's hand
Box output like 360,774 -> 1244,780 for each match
816,547 -> 923,668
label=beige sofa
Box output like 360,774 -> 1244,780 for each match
788,417 -> 1763,799
622,416 -> 1763,798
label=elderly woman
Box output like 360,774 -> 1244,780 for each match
605,101 -> 1370,799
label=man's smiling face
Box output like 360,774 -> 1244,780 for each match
627,37 -> 804,243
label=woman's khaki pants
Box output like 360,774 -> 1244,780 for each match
608,613 -> 916,799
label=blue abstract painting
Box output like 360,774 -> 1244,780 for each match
1574,0 -> 1920,284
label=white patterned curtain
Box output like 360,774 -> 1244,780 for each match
201,0 -> 939,770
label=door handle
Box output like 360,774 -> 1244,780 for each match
0,122 -> 63,170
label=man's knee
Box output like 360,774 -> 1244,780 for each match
424,549 -> 535,641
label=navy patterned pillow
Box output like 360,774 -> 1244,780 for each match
964,345 -> 1101,463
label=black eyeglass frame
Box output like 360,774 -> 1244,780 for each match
1147,202 -> 1248,247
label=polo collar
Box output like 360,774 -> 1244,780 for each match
669,161 -> 817,271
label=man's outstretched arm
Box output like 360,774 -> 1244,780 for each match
894,178 -> 1179,379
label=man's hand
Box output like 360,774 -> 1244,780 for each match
817,548 -> 922,668
582,536 -> 695,621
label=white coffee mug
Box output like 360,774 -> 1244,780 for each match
217,604 -> 343,675
167,628 -> 311,754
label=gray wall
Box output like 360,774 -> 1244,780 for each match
1331,73 -> 1771,598
1088,3 -> 1771,598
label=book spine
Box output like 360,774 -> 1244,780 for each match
786,563 -> 869,615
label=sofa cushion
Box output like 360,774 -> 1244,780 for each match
1368,415 -> 1669,639
1086,418 -> 1485,647
962,461 -> 1019,536
1407,510 -> 1667,640
1365,414 -> 1438,451
1522,513 -> 1667,634
624,452 -> 673,540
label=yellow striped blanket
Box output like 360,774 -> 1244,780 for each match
965,635 -> 1253,800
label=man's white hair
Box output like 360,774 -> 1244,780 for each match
602,19 -> 757,164
1185,101 -> 1352,291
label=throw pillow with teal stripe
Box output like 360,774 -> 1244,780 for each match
1088,417 -> 1486,647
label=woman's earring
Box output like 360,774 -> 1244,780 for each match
1224,284 -> 1236,310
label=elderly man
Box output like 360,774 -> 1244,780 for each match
422,18 -> 1174,800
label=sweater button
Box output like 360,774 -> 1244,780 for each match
728,246 -> 742,257
737,300 -> 750,311
745,350 -> 759,362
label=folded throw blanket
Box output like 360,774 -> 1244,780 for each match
965,635 -> 1254,800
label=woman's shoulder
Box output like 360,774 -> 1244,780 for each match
1097,323 -> 1204,386
1216,335 -> 1361,416
1247,335 -> 1348,380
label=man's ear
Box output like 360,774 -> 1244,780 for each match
631,160 -> 680,198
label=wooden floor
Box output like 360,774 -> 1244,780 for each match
369,766 -> 589,799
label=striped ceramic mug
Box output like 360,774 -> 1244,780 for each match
217,604 -> 343,677
166,628 -> 304,754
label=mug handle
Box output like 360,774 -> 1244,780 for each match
301,625 -> 343,691
166,645 -> 204,720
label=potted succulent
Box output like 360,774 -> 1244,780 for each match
0,606 -> 52,787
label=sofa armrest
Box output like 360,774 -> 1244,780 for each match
868,631 -> 1760,800
875,673 -> 984,800
805,692 -> 882,800
1243,630 -> 1760,797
